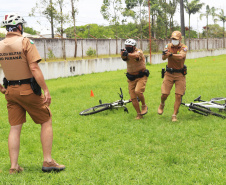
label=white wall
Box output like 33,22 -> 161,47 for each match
1,49 -> 226,82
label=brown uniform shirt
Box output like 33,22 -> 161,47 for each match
122,48 -> 146,74
0,32 -> 41,80
164,43 -> 188,69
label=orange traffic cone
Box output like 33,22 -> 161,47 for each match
90,90 -> 94,97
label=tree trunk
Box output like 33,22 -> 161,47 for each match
180,0 -> 185,38
207,16 -> 209,50
223,22 -> 225,48
50,0 -> 54,38
189,13 -> 191,50
71,0 -> 77,58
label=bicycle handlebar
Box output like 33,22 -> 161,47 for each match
119,87 -> 123,100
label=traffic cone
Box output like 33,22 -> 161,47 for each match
90,90 -> 94,97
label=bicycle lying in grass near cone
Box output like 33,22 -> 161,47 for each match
79,88 -> 134,116
181,96 -> 226,119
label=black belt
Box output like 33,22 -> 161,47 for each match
166,66 -> 183,73
8,78 -> 32,86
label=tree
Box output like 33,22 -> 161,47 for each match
216,9 -> 226,47
167,0 -> 179,33
101,0 -> 124,54
149,0 -> 162,38
30,0 -> 57,38
180,0 -> 185,37
24,27 -> 40,35
123,0 -> 149,49
71,0 -> 79,57
184,0 -> 204,49
200,5 -> 218,50
55,0 -> 69,59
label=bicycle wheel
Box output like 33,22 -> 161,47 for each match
189,104 -> 226,119
79,103 -> 111,116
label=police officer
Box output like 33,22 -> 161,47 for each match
0,13 -> 65,174
158,31 -> 188,121
121,39 -> 149,119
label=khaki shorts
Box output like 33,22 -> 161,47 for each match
128,76 -> 148,99
5,84 -> 52,126
161,72 -> 186,95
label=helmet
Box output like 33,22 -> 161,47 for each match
2,13 -> 26,27
125,39 -> 136,46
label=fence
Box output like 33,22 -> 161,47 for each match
1,37 -> 225,59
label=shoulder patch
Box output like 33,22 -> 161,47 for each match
164,45 -> 168,49
30,40 -> 34,44
182,46 -> 188,51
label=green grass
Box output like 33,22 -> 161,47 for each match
0,55 -> 225,184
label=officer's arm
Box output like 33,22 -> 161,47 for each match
170,53 -> 186,61
29,63 -> 51,105
128,52 -> 140,59
170,46 -> 187,62
29,63 -> 48,91
162,52 -> 171,60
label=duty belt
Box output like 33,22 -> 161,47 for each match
166,66 -> 183,73
8,78 -> 32,86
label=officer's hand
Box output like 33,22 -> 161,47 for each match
122,50 -> 128,56
44,90 -> 51,106
0,84 -> 6,94
162,50 -> 172,58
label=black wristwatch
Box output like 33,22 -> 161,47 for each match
169,52 -> 173,57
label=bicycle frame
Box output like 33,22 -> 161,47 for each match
100,88 -> 131,112
181,96 -> 226,119
79,88 -> 132,116
182,96 -> 226,110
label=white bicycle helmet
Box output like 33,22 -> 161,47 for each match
125,39 -> 136,46
2,13 -> 26,27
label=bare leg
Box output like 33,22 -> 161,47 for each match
137,93 -> 145,106
8,124 -> 23,169
132,98 -> 141,114
173,94 -> 182,115
161,94 -> 168,104
41,118 -> 53,162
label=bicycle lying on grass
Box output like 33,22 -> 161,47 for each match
79,88 -> 132,116
181,96 -> 226,119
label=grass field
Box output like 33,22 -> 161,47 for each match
0,55 -> 225,184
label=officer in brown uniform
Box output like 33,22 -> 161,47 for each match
121,39 -> 149,119
0,13 -> 65,174
158,31 -> 188,121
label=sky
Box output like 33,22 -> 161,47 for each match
0,0 -> 226,35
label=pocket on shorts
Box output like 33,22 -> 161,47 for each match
20,89 -> 34,96
45,105 -> 52,117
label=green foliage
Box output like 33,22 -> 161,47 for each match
24,27 -> 39,35
86,47 -> 96,56
200,24 -> 224,38
0,33 -> 5,38
47,48 -> 56,59
65,22 -> 194,40
0,55 -> 225,184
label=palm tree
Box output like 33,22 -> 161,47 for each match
184,0 -> 204,50
200,5 -> 218,50
216,9 -> 226,48
167,0 -> 179,33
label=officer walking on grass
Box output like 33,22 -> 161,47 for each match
158,31 -> 188,122
121,39 -> 149,120
0,13 -> 65,174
